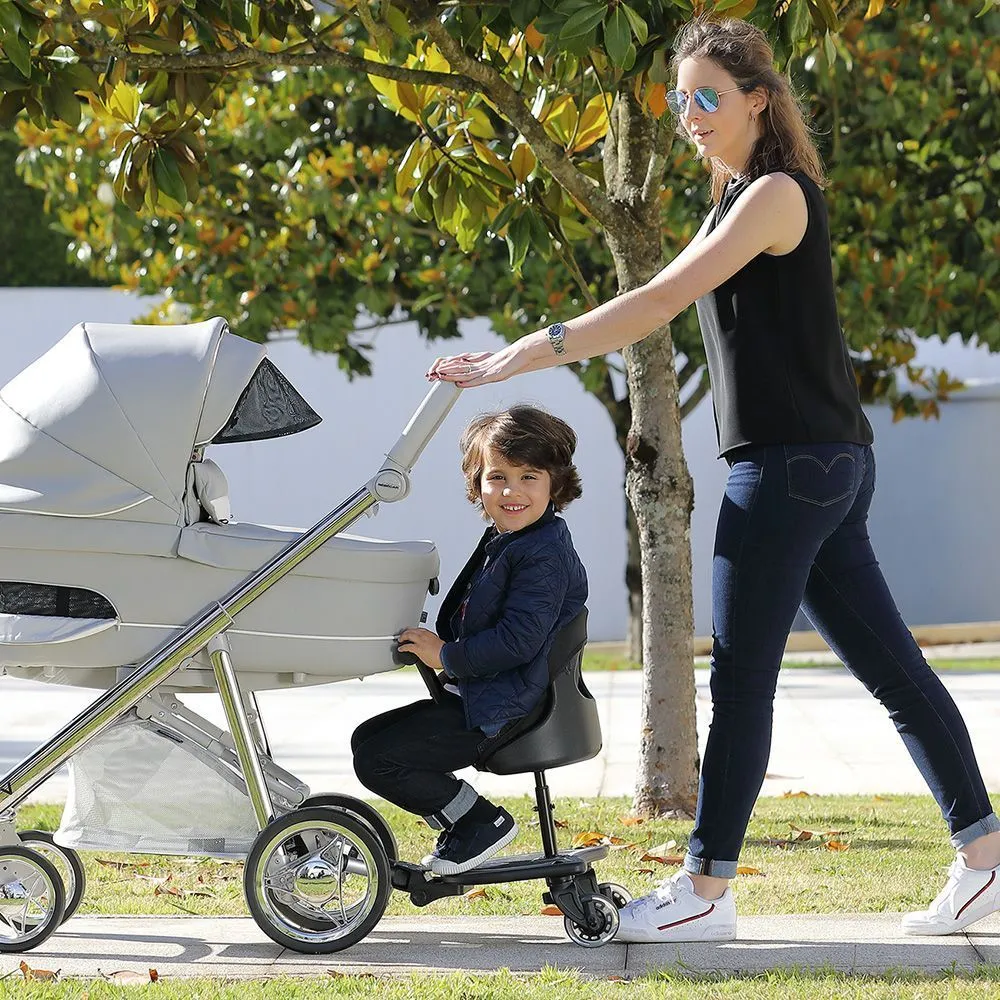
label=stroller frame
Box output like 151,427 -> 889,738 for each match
0,380 -> 622,956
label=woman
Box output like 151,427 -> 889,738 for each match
427,16 -> 1000,942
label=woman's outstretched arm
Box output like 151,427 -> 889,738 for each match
429,172 -> 807,387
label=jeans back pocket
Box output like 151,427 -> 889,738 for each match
784,444 -> 858,508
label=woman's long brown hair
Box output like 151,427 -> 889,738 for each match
671,16 -> 826,202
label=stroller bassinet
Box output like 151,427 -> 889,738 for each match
0,318 -> 439,692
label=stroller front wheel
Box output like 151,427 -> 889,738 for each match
244,806 -> 390,954
17,831 -> 86,924
0,845 -> 66,953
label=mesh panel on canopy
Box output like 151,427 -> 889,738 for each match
211,358 -> 322,444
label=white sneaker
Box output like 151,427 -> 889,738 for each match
902,856 -> 1000,935
615,871 -> 736,943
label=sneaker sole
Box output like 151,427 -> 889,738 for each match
618,925 -> 736,944
429,823 -> 519,876
902,887 -> 1000,936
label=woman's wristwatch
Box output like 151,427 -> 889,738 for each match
547,322 -> 567,356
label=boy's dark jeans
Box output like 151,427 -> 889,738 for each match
352,695 -> 497,826
686,443 -> 999,879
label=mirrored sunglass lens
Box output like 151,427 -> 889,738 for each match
694,88 -> 721,113
666,91 -> 686,115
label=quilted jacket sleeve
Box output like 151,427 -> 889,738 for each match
440,545 -> 569,680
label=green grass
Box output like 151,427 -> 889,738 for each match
581,651 -> 1000,672
5,967 -> 1000,999
16,793 -> 995,920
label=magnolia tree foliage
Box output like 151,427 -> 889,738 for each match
3,1 -> 994,412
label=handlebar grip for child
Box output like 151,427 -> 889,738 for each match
382,381 -> 461,473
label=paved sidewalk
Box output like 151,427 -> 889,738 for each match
4,913 -> 1000,979
3,663 -> 999,805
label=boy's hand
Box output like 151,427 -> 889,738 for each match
398,627 -> 445,671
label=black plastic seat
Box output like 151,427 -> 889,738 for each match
477,608 -> 601,775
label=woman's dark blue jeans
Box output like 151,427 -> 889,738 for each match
685,443 -> 999,879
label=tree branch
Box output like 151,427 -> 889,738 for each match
60,22 -> 481,91
641,117 -> 674,205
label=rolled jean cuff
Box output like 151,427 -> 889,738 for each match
423,779 -> 478,829
950,812 -> 1000,849
683,853 -> 738,879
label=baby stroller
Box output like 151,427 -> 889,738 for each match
0,319 -> 626,955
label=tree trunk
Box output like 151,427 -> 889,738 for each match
603,93 -> 699,818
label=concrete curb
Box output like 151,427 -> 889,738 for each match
5,913 -> 1000,980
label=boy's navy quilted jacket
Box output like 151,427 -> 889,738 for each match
436,504 -> 588,733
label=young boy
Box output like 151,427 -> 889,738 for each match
351,405 -> 588,876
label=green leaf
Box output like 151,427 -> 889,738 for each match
789,0 -> 811,42
0,2 -> 22,36
510,0 -> 542,29
489,200 -> 518,236
619,4 -> 648,46
2,30 -> 30,78
823,30 -> 836,68
153,147 -> 189,207
559,5 -> 607,42
506,211 -> 532,274
604,7 -> 631,67
49,77 -> 81,127
0,89 -> 21,126
812,0 -> 839,31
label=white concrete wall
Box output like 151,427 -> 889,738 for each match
2,287 -> 998,639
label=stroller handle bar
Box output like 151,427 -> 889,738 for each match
0,381 -> 462,815
383,381 -> 461,474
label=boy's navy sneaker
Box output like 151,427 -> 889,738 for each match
420,827 -> 453,868
429,807 -> 518,875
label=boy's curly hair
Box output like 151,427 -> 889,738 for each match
460,405 -> 583,515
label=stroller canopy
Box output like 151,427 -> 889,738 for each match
0,318 -> 320,523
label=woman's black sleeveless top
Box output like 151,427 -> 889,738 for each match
695,171 -> 874,458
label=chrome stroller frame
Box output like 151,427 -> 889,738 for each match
0,379 -> 624,955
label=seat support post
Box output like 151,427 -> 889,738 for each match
533,771 -> 559,858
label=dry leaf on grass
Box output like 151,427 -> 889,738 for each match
96,858 -> 149,871
609,841 -> 642,852
873,795 -> 891,802
781,790 -> 812,798
825,840 -> 850,852
327,970 -> 376,978
639,852 -> 684,866
554,819 -> 569,829
633,868 -> 655,875
540,904 -> 562,916
736,866 -> 764,876
102,969 -> 158,983
571,831 -> 609,848
464,887 -> 488,901
19,961 -> 59,982
790,824 -> 846,840
619,816 -> 646,827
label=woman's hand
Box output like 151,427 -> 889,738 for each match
398,627 -> 445,671
427,340 -> 535,387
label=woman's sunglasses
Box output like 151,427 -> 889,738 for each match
666,86 -> 744,116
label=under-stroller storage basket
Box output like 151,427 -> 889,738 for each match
56,715 -> 262,858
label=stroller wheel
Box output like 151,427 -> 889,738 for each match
245,806 -> 390,954
300,794 -> 398,861
563,893 -> 620,948
0,845 -> 66,953
17,831 -> 86,924
597,881 -> 633,909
